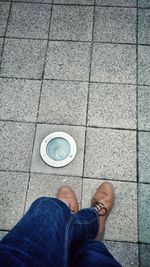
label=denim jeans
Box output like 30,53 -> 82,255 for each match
0,197 -> 121,267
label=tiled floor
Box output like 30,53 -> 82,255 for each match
0,0 -> 150,266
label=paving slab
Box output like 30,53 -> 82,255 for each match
104,241 -> 139,267
139,132 -> 150,183
96,0 -> 136,6
0,38 -> 47,79
50,5 -> 93,41
38,80 -> 88,125
14,0 -> 52,3
0,171 -> 29,229
138,86 -> 150,131
138,183 -> 150,243
44,41 -> 91,81
0,38 -> 3,57
94,7 -> 136,43
31,124 -> 85,176
138,45 -> 150,86
138,9 -> 150,45
0,2 -> 10,36
91,43 -> 136,84
26,173 -> 82,210
0,78 -> 41,122
0,231 -> 7,240
139,244 -> 150,267
0,121 -> 35,172
82,179 -> 137,242
54,0 -> 94,4
6,3 -> 51,39
138,0 -> 150,7
84,128 -> 136,181
88,83 -> 136,129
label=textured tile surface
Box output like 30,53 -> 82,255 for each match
138,183 -> 150,243
105,241 -> 139,267
26,173 -> 82,210
0,121 -> 35,171
94,7 -> 136,43
0,78 -> 41,122
7,3 -> 51,38
82,179 -> 138,241
44,41 -> 91,80
138,132 -> 150,183
138,86 -> 150,131
96,0 -> 136,6
50,5 -> 93,41
139,244 -> 150,267
138,0 -> 150,7
0,231 -> 7,240
31,124 -> 85,176
138,45 -> 150,86
138,9 -> 150,45
88,83 -> 136,129
14,0 -> 52,3
91,43 -> 136,83
38,80 -> 88,125
0,39 -> 47,79
0,171 -> 29,229
84,128 -> 136,181
0,38 -> 3,56
54,0 -> 94,4
0,2 -> 10,36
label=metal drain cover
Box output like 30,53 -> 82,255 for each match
40,132 -> 77,167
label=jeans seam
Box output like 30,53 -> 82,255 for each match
64,216 -> 74,267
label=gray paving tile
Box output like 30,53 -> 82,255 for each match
54,0 -> 94,4
88,83 -> 136,129
31,124 -> 85,176
38,80 -> 88,125
138,132 -> 150,183
0,2 -> 10,36
0,78 -> 41,122
139,244 -> 150,267
138,183 -> 150,243
26,173 -> 82,210
6,3 -> 51,39
44,41 -> 91,81
0,171 -> 29,229
0,231 -> 7,240
138,86 -> 150,131
0,121 -> 35,171
0,39 -> 47,79
14,0 -> 52,3
0,38 -> 3,56
50,5 -> 93,41
96,0 -> 136,6
94,7 -> 136,43
84,128 -> 136,181
138,0 -> 150,7
91,43 -> 136,83
138,9 -> 150,45
104,241 -> 139,267
138,45 -> 150,86
82,179 -> 138,242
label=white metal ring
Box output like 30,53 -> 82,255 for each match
40,132 -> 77,168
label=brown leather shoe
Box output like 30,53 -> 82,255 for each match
56,185 -> 79,213
91,182 -> 114,240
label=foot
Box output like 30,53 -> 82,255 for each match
56,185 -> 79,213
91,182 -> 114,240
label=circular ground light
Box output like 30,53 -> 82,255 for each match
40,132 -> 77,167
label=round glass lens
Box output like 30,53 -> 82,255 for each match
46,137 -> 71,161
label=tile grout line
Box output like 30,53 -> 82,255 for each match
81,0 -> 96,207
136,1 -> 140,266
22,0 -> 54,214
0,75 -> 150,87
0,0 -> 12,71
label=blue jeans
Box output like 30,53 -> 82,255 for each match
0,197 -> 121,267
